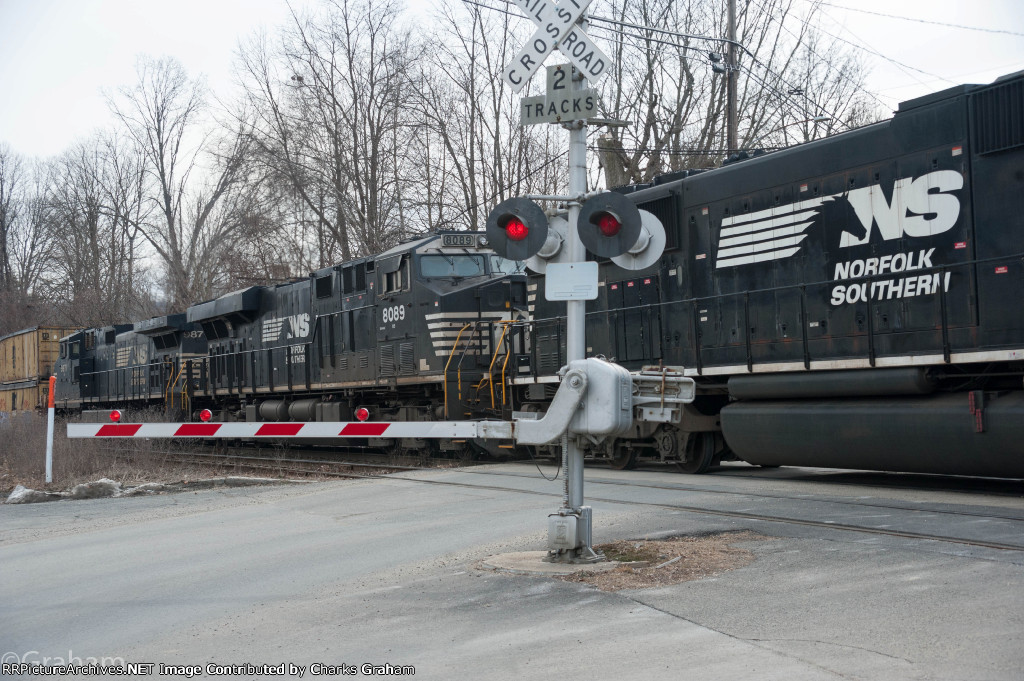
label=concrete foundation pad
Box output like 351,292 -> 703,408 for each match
481,550 -> 622,575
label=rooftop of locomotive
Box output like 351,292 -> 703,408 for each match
614,70 -> 1021,203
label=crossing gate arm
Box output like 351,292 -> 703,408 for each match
67,420 -> 515,440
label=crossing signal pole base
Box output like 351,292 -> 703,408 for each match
544,506 -> 604,564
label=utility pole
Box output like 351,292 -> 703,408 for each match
727,0 -> 738,154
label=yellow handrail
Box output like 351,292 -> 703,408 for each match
500,325 -> 515,408
180,360 -> 191,415
483,321 -> 515,410
163,360 -> 177,408
443,324 -> 473,419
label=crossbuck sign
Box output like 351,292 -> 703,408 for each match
503,0 -> 612,93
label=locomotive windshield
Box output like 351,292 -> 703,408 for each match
419,255 -> 487,278
490,255 -> 525,275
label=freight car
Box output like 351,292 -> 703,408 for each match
523,71 -> 1024,477
56,232 -> 528,457
1,326 -> 80,414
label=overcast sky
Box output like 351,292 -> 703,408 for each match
0,0 -> 1022,159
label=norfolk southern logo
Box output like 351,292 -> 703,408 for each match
714,170 -> 963,305
261,313 -> 310,343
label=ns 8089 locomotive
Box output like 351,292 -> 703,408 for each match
56,233 -> 528,458
523,70 -> 1024,477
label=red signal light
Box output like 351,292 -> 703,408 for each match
109,409 -> 121,422
355,407 -> 370,422
504,217 -> 528,241
596,213 -> 622,237
199,409 -> 213,422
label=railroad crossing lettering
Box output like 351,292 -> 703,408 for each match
503,0 -> 611,93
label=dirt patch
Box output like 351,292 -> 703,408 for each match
560,531 -> 769,591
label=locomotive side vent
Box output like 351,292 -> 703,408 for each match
637,195 -> 678,250
399,342 -> 415,374
972,78 -> 1024,155
380,344 -> 395,376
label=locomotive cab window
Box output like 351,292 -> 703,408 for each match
342,264 -> 367,293
490,256 -> 525,275
315,274 -> 332,299
419,254 -> 486,278
379,255 -> 408,295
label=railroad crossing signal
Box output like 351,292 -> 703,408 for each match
487,193 -> 666,271
485,197 -> 550,261
503,0 -> 612,94
577,191 -> 643,258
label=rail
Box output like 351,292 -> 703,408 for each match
527,251 -> 1023,376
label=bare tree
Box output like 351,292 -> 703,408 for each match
409,0 -> 568,232
594,0 -> 876,185
236,0 -> 419,264
110,56 -> 252,310
0,144 -> 23,293
42,134 -> 151,325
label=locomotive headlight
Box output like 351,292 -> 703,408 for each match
109,409 -> 122,422
355,407 -> 370,422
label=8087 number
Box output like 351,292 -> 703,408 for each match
383,305 -> 406,323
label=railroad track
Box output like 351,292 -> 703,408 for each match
112,448 -> 1024,557
105,445 -> 1024,554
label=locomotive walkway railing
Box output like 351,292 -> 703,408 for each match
527,252 -> 1022,376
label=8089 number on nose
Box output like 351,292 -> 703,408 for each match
382,305 -> 406,323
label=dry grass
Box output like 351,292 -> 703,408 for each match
560,531 -> 769,591
0,412 -> 295,494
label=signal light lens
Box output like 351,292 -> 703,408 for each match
199,409 -> 213,422
504,217 -> 528,242
596,213 -> 622,237
355,407 -> 370,422
109,409 -> 121,423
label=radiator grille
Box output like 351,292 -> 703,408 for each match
972,79 -> 1024,155
380,344 -> 395,376
399,342 -> 415,374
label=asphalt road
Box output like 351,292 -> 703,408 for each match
2,464 -> 1022,680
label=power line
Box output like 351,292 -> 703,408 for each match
432,150 -> 569,230
815,2 -> 1024,38
777,0 -> 957,89
748,0 -> 900,110
591,145 -> 785,156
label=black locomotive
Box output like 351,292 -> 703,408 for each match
56,72 -> 1024,478
56,232 -> 528,458
524,70 -> 1024,477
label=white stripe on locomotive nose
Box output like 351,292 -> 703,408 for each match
717,233 -> 809,260
720,197 -> 828,229
719,217 -> 816,244
716,247 -> 802,269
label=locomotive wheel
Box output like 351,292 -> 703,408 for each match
676,432 -> 715,474
609,444 -> 638,470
